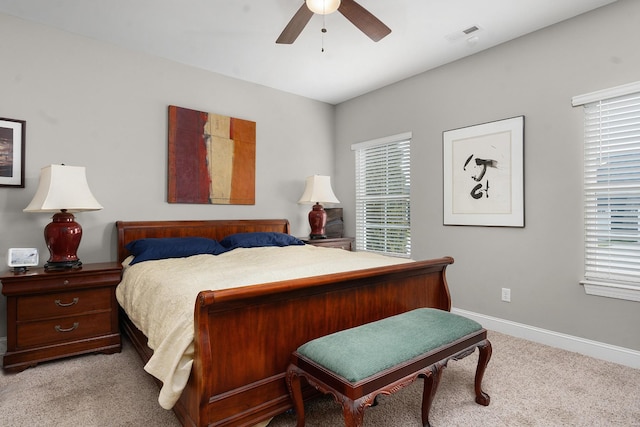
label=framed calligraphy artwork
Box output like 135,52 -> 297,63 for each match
0,117 -> 26,188
443,116 -> 524,227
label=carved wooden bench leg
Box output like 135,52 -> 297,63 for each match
341,397 -> 367,427
421,361 -> 445,427
474,339 -> 492,406
286,364 -> 307,427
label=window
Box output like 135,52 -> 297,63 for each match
351,132 -> 411,257
573,81 -> 640,302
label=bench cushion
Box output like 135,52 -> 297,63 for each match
296,308 -> 482,383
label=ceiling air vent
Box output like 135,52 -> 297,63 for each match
446,25 -> 483,42
463,26 -> 480,35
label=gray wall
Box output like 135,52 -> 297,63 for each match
0,14 -> 336,336
334,0 -> 640,351
1,2 -> 639,353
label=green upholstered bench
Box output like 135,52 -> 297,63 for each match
286,308 -> 492,427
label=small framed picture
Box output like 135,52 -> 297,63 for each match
0,117 -> 26,188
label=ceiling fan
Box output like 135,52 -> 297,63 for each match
276,0 -> 391,44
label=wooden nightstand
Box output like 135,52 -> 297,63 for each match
302,237 -> 354,251
1,262 -> 122,372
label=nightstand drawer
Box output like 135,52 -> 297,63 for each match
15,272 -> 121,293
16,288 -> 112,321
303,237 -> 354,251
16,311 -> 113,348
314,241 -> 352,250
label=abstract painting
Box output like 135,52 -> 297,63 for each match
168,105 -> 255,204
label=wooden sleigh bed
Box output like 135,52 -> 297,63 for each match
115,219 -> 454,427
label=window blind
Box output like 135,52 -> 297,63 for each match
583,90 -> 640,289
353,135 -> 411,257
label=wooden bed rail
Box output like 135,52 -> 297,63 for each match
197,257 -> 454,307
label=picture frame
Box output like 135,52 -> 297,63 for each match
167,105 -> 256,205
0,117 -> 26,188
443,116 -> 524,227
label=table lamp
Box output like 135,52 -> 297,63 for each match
298,175 -> 340,239
24,164 -> 103,270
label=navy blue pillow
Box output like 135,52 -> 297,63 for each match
125,237 -> 227,265
219,232 -> 304,250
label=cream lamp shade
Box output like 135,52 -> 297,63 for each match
298,175 -> 339,239
24,164 -> 102,270
297,175 -> 340,205
24,164 -> 102,213
306,0 -> 341,15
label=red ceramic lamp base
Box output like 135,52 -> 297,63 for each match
308,203 -> 328,239
44,210 -> 83,270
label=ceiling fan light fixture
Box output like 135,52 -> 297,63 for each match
306,0 -> 341,15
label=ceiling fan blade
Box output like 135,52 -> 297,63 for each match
338,0 -> 391,42
276,3 -> 314,44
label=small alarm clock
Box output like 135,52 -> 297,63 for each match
7,248 -> 39,272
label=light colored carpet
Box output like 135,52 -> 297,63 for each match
1,330 -> 639,426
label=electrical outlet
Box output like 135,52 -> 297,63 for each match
501,288 -> 511,302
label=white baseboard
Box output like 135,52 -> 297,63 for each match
1,317 -> 638,370
452,308 -> 640,370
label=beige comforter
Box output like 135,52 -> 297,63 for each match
116,244 -> 411,409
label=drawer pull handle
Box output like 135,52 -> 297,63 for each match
55,322 -> 79,333
55,297 -> 79,307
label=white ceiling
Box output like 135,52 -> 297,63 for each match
0,0 -> 617,104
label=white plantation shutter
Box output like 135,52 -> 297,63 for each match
574,82 -> 640,301
352,133 -> 411,257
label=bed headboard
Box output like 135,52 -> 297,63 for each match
115,219 -> 291,263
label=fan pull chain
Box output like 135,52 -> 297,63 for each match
321,28 -> 326,52
321,12 -> 327,52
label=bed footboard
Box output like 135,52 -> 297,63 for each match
180,256 -> 453,427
